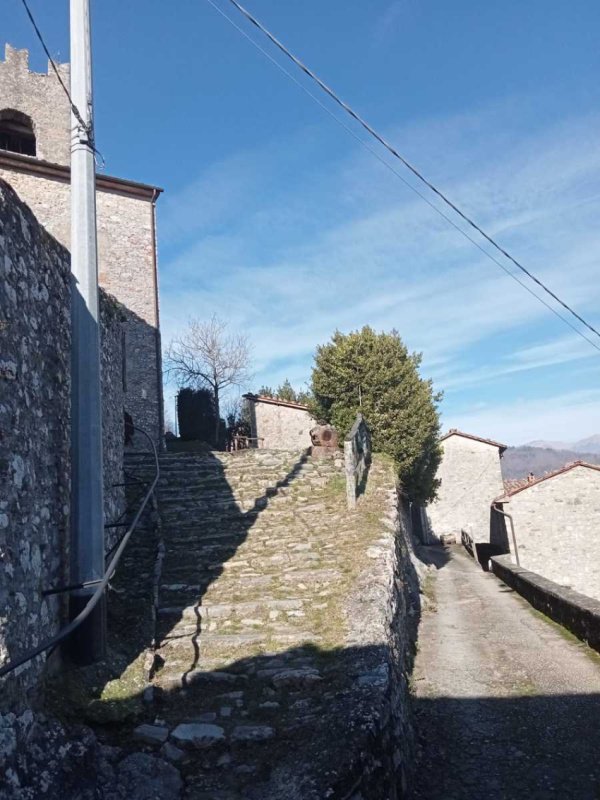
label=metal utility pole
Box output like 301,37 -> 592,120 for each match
69,0 -> 105,664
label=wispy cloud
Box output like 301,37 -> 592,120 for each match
158,98 -> 600,441
446,389 -> 600,445
439,334 -> 599,392
371,1 -> 411,44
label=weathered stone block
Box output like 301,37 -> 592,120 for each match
171,723 -> 225,749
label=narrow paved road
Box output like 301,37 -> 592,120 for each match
410,546 -> 600,800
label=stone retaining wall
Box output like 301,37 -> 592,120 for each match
491,554 -> 600,653
338,488 -> 421,798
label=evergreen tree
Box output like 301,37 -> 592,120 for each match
177,387 -> 218,444
309,326 -> 442,502
276,379 -> 297,403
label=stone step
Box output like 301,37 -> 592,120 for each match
157,598 -> 305,621
156,629 -> 319,666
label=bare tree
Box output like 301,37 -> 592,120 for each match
166,315 -> 252,446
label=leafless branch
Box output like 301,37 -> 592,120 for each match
165,315 -> 253,440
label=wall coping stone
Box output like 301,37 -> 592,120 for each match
491,554 -> 600,653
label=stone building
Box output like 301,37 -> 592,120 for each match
0,44 -> 163,443
0,178 -> 124,703
244,394 -> 315,450
423,429 -> 506,545
491,462 -> 600,601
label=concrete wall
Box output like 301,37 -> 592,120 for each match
424,435 -> 504,543
0,179 -> 124,705
0,45 -> 70,164
491,555 -> 600,653
0,45 -> 163,445
491,466 -> 600,601
248,399 -> 315,450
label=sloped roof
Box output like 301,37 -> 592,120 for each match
503,477 -> 531,494
243,393 -> 310,412
441,429 -> 507,454
0,150 -> 162,200
496,461 -> 600,502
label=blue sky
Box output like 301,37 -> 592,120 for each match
3,0 -> 600,444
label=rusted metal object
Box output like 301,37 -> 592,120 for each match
310,424 -> 339,457
310,424 -> 338,448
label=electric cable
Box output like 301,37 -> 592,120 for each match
205,0 -> 600,353
18,0 -> 105,167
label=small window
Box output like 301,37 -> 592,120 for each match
0,109 -> 36,157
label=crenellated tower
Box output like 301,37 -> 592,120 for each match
0,44 -> 70,165
0,41 -> 165,447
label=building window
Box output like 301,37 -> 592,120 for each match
0,109 -> 36,157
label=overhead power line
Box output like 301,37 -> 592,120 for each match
205,0 -> 600,354
19,0 -> 87,134
19,0 -> 104,165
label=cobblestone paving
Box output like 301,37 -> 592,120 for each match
410,545 -> 600,800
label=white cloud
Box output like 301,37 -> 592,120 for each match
440,334 -> 599,392
158,98 -> 600,439
444,389 -> 600,446
371,1 -> 412,44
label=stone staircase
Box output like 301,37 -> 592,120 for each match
19,445 -> 414,800
147,448 -> 343,687
121,446 -> 389,797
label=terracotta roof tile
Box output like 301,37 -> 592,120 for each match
243,393 -> 310,411
496,461 -> 600,502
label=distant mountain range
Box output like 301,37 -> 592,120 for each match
524,434 -> 600,455
503,439 -> 600,480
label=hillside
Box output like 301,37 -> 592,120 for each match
526,434 -> 600,455
502,446 -> 600,479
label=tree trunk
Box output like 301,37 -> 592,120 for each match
214,384 -> 220,449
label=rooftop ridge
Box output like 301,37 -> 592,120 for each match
495,460 -> 600,502
441,428 -> 507,453
243,393 -> 310,411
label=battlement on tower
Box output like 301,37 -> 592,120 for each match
0,43 -> 71,164
1,43 -> 69,78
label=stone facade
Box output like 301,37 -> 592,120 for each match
245,394 -> 315,450
99,297 -> 126,548
0,179 -> 124,705
0,44 -> 163,444
423,430 -> 506,544
0,45 -> 70,164
491,463 -> 600,600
